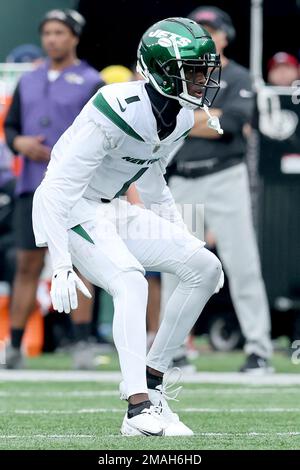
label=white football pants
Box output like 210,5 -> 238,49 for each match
68,198 -> 222,397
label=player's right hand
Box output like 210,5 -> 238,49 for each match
50,268 -> 92,314
13,135 -> 51,161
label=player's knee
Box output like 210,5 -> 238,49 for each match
110,270 -> 148,302
200,250 -> 222,290
181,248 -> 222,289
128,270 -> 148,300
16,252 -> 44,280
203,250 -> 223,287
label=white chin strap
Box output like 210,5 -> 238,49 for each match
202,104 -> 224,135
178,99 -> 199,110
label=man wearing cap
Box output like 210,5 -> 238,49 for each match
163,6 -> 273,373
268,52 -> 299,86
3,9 -> 103,369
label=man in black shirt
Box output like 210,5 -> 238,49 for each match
163,7 -> 273,373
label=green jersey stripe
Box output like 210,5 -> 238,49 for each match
174,128 -> 192,142
93,93 -> 145,142
71,225 -> 95,244
114,168 -> 148,198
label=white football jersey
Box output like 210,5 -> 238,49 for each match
33,80 -> 194,269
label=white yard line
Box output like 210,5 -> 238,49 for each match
0,434 -> 94,439
1,370 -> 300,385
182,407 -> 300,413
0,432 -> 299,440
0,387 -> 299,397
0,370 -> 123,382
0,390 -> 120,397
193,432 -> 300,437
1,407 -> 300,414
12,408 -> 123,414
182,387 -> 300,394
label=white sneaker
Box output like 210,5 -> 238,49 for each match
0,344 -> 25,370
148,368 -> 194,436
121,403 -> 165,436
119,369 -> 193,437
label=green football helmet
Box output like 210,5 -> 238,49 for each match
137,17 -> 221,109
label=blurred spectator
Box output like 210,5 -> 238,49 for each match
3,9 -> 103,369
0,45 -> 44,288
145,271 -> 161,351
162,6 -> 273,373
6,44 -> 44,64
0,146 -> 15,286
267,52 -> 299,86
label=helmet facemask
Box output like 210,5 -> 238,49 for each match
138,50 -> 221,110
160,55 -> 221,109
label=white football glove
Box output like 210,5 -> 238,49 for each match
50,268 -> 92,314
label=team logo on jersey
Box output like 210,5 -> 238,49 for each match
116,98 -> 126,112
122,156 -> 160,165
64,73 -> 85,85
239,89 -> 254,98
149,29 -> 191,47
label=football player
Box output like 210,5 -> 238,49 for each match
32,18 -> 224,436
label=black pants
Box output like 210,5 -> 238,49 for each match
13,192 -> 40,250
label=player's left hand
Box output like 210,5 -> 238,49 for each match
50,268 -> 92,314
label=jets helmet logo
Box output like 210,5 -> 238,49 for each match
149,29 -> 191,47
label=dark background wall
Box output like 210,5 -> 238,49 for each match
0,0 -> 75,61
77,0 -> 300,76
0,0 -> 299,78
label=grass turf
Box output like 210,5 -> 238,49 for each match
24,347 -> 299,374
0,379 -> 300,450
1,344 -> 299,450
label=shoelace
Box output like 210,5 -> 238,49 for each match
120,368 -> 183,407
160,367 -> 183,402
142,404 -> 164,417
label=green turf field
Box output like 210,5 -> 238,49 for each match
21,344 -> 299,373
0,380 -> 300,450
0,347 -> 299,450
